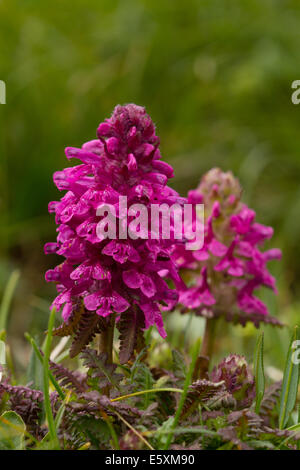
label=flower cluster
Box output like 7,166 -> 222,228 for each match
45,104 -> 184,338
173,168 -> 282,326
211,354 -> 255,409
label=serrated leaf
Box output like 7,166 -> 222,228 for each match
0,382 -> 43,402
182,379 -> 226,419
70,311 -> 107,358
52,304 -> 84,338
155,416 -> 175,448
0,411 -> 25,450
260,381 -> 281,420
81,348 -> 122,391
49,360 -> 87,393
279,326 -> 300,429
118,307 -> 145,364
131,362 -> 154,408
253,332 -> 265,413
163,338 -> 201,450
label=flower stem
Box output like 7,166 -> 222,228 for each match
110,387 -> 183,402
200,318 -> 217,366
96,315 -> 115,397
97,314 -> 115,364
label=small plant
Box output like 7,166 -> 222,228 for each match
0,105 -> 299,451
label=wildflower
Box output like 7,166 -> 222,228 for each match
173,168 -> 282,326
45,104 -> 184,338
210,354 -> 255,409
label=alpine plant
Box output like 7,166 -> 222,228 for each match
45,104 -> 185,359
173,168 -> 282,327
210,354 -> 256,409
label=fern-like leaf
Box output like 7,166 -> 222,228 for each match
0,383 -> 44,436
0,383 -> 43,402
227,409 -> 263,439
69,391 -> 142,423
81,348 -> 122,391
70,311 -> 108,358
181,379 -> 226,420
118,307 -> 145,364
260,381 -> 281,421
52,303 -> 84,337
49,360 -> 88,393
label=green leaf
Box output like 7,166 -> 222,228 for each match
25,332 -> 65,400
130,359 -> 154,409
279,326 -> 300,429
26,336 -> 44,392
163,338 -> 201,450
152,425 -> 218,439
286,423 -> 300,433
0,411 -> 25,450
253,332 -> 265,414
155,416 -> 175,449
81,348 -> 122,391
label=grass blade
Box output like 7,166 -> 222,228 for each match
0,340 -> 5,382
253,332 -> 265,414
24,332 -> 65,400
279,326 -> 300,430
111,409 -> 152,450
0,270 -> 20,331
43,308 -> 60,449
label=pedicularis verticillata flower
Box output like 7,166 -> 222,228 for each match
173,168 -> 282,327
45,104 -> 185,352
210,355 -> 255,409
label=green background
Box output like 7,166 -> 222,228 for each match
0,0 -> 299,374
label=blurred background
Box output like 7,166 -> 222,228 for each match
1,0 -> 300,376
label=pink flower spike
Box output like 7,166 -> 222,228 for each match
45,104 -> 185,339
173,168 -> 282,327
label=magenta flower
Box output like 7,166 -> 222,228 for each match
45,104 -> 184,338
173,168 -> 282,327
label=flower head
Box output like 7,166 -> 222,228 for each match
210,354 -> 255,409
173,168 -> 282,326
45,104 -> 184,338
